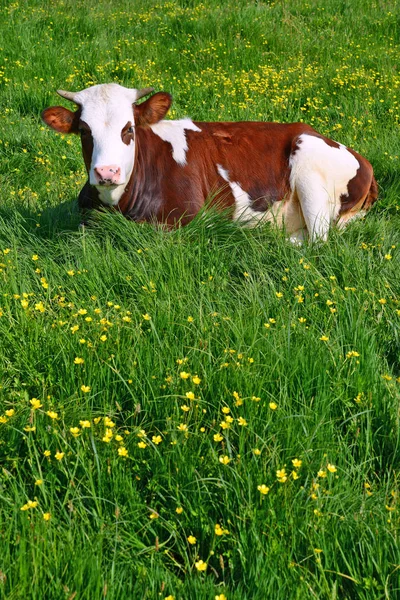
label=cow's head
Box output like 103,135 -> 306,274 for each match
42,83 -> 172,204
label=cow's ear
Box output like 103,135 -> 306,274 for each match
41,106 -> 80,134
134,92 -> 172,127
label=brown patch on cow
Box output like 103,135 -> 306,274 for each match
41,106 -> 80,134
76,120 -> 94,174
212,130 -> 233,144
121,121 -> 134,146
134,92 -> 172,127
339,149 -> 376,215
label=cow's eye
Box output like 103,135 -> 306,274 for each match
127,126 -> 134,134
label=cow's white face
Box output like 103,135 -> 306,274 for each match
77,84 -> 137,186
71,84 -> 140,205
42,83 -> 172,206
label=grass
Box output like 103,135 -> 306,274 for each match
0,0 -> 400,598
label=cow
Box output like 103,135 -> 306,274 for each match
41,83 -> 377,242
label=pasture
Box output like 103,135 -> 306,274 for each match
0,0 -> 399,598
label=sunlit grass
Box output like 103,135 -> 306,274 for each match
0,1 -> 400,599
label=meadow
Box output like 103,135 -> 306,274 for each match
0,0 -> 400,598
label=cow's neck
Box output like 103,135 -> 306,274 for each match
116,127 -> 174,220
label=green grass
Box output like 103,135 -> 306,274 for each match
0,0 -> 400,598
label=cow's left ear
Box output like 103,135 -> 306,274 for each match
41,106 -> 80,134
134,92 -> 172,127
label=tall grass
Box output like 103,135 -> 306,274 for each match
0,1 -> 399,598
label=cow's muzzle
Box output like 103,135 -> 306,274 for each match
94,165 -> 121,186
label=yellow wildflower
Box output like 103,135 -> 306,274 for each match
187,535 -> 197,544
257,484 -> 270,495
195,560 -> 207,572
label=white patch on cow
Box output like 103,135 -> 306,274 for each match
216,164 -> 279,227
150,119 -> 201,165
73,84 -> 139,204
97,184 -> 127,206
289,134 -> 359,241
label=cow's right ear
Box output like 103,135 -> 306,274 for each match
134,92 -> 172,127
41,106 -> 80,134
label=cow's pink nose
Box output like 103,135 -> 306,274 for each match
94,165 -> 121,185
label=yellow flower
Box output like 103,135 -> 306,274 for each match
187,535 -> 197,544
237,417 -> 248,426
70,427 -> 80,437
257,484 -> 270,495
79,420 -> 91,428
181,405 -> 190,412
142,313 -> 151,321
35,479 -> 43,486
195,560 -> 207,572
220,421 -> 230,429
276,468 -> 287,482
30,398 -> 42,409
186,391 -> 195,400
55,451 -> 64,461
214,523 -> 229,536
70,325 -> 79,333
177,424 -> 188,432
46,410 -> 58,420
298,317 -> 307,323
149,511 -> 159,519
192,375 -> 201,385
137,441 -> 147,449
327,463 -> 337,473
118,447 -> 128,457
275,292 -> 283,298
67,270 -> 75,276
346,351 -> 360,359
384,254 -> 392,260
215,595 -> 227,600
292,458 -> 302,468
23,425 -> 36,431
320,335 -> 329,342
214,433 -> 223,442
20,500 -> 38,511
152,435 -> 162,445
187,316 -> 194,322
251,396 -> 261,402
31,254 -> 39,261
74,357 -> 84,364
21,299 -> 29,309
43,512 -> 51,521
219,455 -> 231,465
269,402 -> 278,410
81,385 -> 91,393
180,371 -> 190,380
35,302 -> 45,313
100,335 -> 107,342
378,298 -> 387,305
317,470 -> 327,478
176,507 -> 183,514
44,450 -> 51,457
5,409 -> 14,417
222,407 -> 231,414
115,435 -> 123,442
253,448 -> 261,455
291,471 -> 299,480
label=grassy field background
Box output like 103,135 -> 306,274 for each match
0,0 -> 400,598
